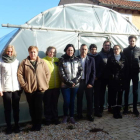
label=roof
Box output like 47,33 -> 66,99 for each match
59,0 -> 94,5
98,0 -> 140,10
59,0 -> 140,10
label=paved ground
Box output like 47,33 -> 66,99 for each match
0,107 -> 140,140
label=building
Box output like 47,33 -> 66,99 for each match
59,0 -> 140,30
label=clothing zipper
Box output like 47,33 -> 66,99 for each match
71,59 -> 73,80
53,61 -> 56,88
11,63 -> 14,92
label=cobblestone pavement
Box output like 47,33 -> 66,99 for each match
0,108 -> 140,140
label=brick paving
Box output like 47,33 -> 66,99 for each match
0,107 -> 140,140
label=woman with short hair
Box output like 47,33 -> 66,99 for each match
43,46 -> 60,125
0,45 -> 21,134
59,44 -> 83,124
18,46 -> 50,131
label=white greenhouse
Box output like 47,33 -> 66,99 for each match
0,3 -> 140,125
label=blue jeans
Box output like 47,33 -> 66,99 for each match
61,88 -> 78,117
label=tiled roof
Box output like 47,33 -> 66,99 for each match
59,0 -> 93,5
59,0 -> 140,10
98,0 -> 140,10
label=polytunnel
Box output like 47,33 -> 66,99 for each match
0,3 -> 140,125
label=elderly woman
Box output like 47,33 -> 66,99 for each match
43,46 -> 60,125
59,44 -> 83,124
107,45 -> 128,119
18,46 -> 50,131
0,45 -> 21,134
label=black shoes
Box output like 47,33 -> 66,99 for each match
54,119 -> 60,125
94,112 -> 102,117
123,108 -> 129,115
108,107 -> 113,114
14,125 -> 20,133
87,115 -> 94,122
45,121 -> 51,126
77,115 -> 84,120
30,124 -> 41,131
133,109 -> 139,117
5,126 -> 12,135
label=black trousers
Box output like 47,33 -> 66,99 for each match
109,84 -> 123,107
77,80 -> 93,116
94,79 -> 101,112
100,79 -> 111,109
43,88 -> 60,121
3,91 -> 21,126
124,73 -> 139,110
25,91 -> 44,126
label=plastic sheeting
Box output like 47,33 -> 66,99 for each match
0,3 -> 140,126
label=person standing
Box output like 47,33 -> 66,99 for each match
59,44 -> 83,124
0,45 -> 21,134
123,35 -> 140,117
43,46 -> 60,125
18,46 -> 50,131
77,44 -> 96,121
89,44 -> 103,117
99,40 -> 113,114
107,45 -> 128,119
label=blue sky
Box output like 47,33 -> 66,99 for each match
0,0 -> 60,38
0,0 -> 140,38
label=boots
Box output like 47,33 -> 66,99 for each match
113,106 -> 122,119
113,107 -> 118,119
117,106 -> 122,119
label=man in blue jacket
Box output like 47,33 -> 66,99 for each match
77,44 -> 96,121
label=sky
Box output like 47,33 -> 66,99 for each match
0,0 -> 140,38
0,0 -> 60,38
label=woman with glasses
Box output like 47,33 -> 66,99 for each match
107,45 -> 128,119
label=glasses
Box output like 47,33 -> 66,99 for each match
104,45 -> 110,47
114,48 -> 120,51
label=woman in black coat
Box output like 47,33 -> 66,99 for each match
107,45 -> 128,119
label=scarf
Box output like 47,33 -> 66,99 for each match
114,54 -> 121,62
2,54 -> 16,63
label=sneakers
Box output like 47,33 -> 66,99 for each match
69,117 -> 76,124
61,116 -> 68,124
61,116 -> 76,124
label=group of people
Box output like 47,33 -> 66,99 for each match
0,35 -> 140,134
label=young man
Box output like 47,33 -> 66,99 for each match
99,40 -> 113,114
123,35 -> 140,117
77,44 -> 96,121
89,44 -> 103,117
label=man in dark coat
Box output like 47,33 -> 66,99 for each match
99,40 -> 113,114
88,44 -> 104,117
77,44 -> 96,121
123,35 -> 140,117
